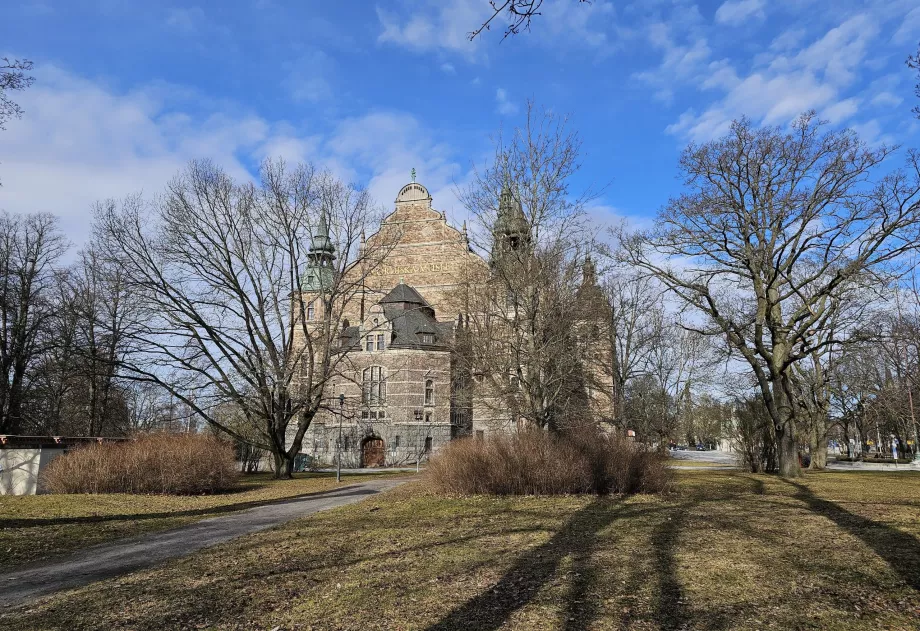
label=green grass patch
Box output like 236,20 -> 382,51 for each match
4,470 -> 920,630
0,471 -> 406,570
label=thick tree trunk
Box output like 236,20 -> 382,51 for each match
272,449 -> 295,480
772,374 -> 802,478
808,423 -> 828,469
775,422 -> 801,477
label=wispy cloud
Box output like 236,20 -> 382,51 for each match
495,88 -> 518,116
714,0 -> 766,27
0,65 -> 471,246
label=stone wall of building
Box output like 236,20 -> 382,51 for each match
295,346 -> 454,466
346,182 -> 487,323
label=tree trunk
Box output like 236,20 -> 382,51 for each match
773,374 -> 802,478
808,423 -> 828,469
272,449 -> 295,480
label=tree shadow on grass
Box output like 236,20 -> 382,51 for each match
785,480 -> 920,592
651,506 -> 689,631
424,498 -> 630,631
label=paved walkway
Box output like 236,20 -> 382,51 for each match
0,477 -> 407,608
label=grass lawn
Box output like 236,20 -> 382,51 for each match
0,471 -> 405,571
4,470 -> 920,630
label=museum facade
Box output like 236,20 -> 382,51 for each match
290,177 -> 610,467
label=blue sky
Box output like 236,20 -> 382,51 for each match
2,0 -> 919,245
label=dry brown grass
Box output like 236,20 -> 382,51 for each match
427,430 -> 671,495
0,471 -> 408,570
5,470 -> 920,630
41,433 -> 238,495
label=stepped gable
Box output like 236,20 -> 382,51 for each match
354,177 -> 486,319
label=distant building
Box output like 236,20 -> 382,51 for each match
289,177 -> 611,467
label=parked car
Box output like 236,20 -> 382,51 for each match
696,444 -> 706,451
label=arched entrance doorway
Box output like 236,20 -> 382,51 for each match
361,436 -> 385,467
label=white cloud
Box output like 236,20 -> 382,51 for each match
714,0 -> 766,26
870,91 -> 903,108
440,62 -> 456,74
892,7 -> 920,44
376,1 -> 482,60
495,88 -> 518,116
633,20 -> 711,102
666,14 -> 880,142
821,97 -> 860,124
0,65 -> 470,248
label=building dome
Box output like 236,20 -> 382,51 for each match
396,182 -> 431,204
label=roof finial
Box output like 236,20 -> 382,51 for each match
411,168 -> 416,183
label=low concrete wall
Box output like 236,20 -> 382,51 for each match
0,447 -> 66,495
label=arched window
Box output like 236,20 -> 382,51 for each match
362,366 -> 386,406
424,379 -> 434,406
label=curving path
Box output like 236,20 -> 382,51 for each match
0,477 -> 408,608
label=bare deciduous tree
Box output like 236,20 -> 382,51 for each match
456,103 -> 601,432
602,270 -> 663,424
93,159 -> 385,478
909,43 -> 920,119
0,212 -> 68,434
621,113 -> 920,477
469,0 -> 590,40
0,57 -> 33,131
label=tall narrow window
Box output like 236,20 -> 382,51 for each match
424,437 -> 432,453
365,336 -> 374,352
306,302 -> 315,321
362,366 -> 386,405
376,334 -> 385,351
424,379 -> 434,406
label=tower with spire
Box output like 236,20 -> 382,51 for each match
490,183 -> 531,264
303,212 -> 336,294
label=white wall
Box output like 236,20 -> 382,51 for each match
0,447 -> 65,495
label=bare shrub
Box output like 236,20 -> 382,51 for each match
41,433 -> 238,495
427,430 -> 671,496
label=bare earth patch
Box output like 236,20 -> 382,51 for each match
3,470 -> 920,630
0,472 -> 405,571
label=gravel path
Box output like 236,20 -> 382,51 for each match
0,477 -> 407,608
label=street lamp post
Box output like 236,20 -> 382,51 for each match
414,409 -> 423,473
336,393 -> 345,483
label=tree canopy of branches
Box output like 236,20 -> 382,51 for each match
470,0 -> 590,40
456,103 -> 600,432
910,43 -> 920,119
622,112 -> 920,477
0,212 -> 68,434
93,159 -> 383,478
0,57 -> 33,132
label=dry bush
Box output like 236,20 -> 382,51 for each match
42,433 -> 238,495
427,429 -> 671,496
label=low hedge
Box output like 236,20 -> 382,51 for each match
42,433 -> 239,495
427,429 -> 671,496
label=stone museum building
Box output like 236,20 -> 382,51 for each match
290,176 -> 611,467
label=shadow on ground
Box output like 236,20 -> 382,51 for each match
0,484 -> 371,529
786,480 -> 920,592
